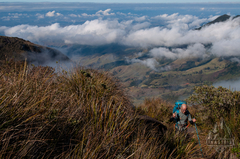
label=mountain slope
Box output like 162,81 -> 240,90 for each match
0,36 -> 70,64
196,14 -> 240,30
68,49 -> 240,105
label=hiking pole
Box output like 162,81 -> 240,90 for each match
194,119 -> 204,158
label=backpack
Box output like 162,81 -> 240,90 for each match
173,100 -> 189,130
173,100 -> 186,114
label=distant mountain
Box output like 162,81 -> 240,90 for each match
0,36 -> 70,65
196,14 -> 240,30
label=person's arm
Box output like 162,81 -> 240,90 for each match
169,112 -> 177,122
187,112 -> 196,124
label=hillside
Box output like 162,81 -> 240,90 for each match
0,60 -> 169,158
0,36 -> 70,65
0,59 -> 239,158
59,14 -> 240,105
64,44 -> 240,104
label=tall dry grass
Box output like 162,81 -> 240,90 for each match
2,59 -> 236,158
0,60 -> 198,159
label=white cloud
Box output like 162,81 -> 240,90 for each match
36,13 -> 44,19
2,13 -> 240,61
230,57 -> 240,63
132,22 -> 151,31
69,14 -> 78,17
123,15 -> 240,49
149,43 -> 207,60
46,11 -> 55,17
117,12 -> 127,16
153,13 -> 180,21
127,57 -> 172,71
81,13 -> 90,17
127,58 -> 159,71
122,26 -> 183,47
82,9 -> 115,17
0,6 -> 22,11
3,19 -> 128,45
211,39 -> 240,57
56,13 -> 63,16
2,13 -> 28,21
1,16 -> 11,21
46,10 -> 62,17
96,9 -> 115,16
160,65 -> 171,72
150,47 -> 178,59
135,16 -> 147,22
152,13 -> 213,29
0,26 -> 8,33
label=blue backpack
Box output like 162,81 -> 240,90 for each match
173,100 -> 187,114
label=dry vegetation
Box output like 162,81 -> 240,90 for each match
0,59 -> 239,158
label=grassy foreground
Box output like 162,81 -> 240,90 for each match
0,60 -> 239,158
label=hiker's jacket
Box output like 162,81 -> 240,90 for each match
170,110 -> 194,131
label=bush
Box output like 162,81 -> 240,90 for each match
187,85 -> 240,158
187,85 -> 240,124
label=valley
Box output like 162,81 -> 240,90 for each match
63,44 -> 240,105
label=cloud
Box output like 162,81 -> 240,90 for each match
46,11 -> 55,17
82,9 -> 115,17
2,20 -> 128,45
126,57 -> 172,72
150,47 -> 178,59
69,14 -> 81,18
0,6 -> 22,11
149,43 -> 207,60
117,12 -> 127,16
1,13 -> 28,21
122,26 -> 183,47
36,13 -> 44,19
127,58 -> 159,71
56,13 -> 63,16
96,9 -> 115,16
132,22 -> 151,31
160,65 -> 171,72
152,13 -> 215,29
230,57 -> 240,63
211,39 -> 240,57
46,11 -> 62,17
1,13 -> 240,61
135,16 -> 148,22
123,15 -> 240,48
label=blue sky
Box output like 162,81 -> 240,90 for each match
2,0 -> 240,3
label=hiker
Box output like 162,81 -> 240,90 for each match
170,103 -> 196,131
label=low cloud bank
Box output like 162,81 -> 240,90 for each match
1,13 -> 240,63
149,43 -> 207,59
